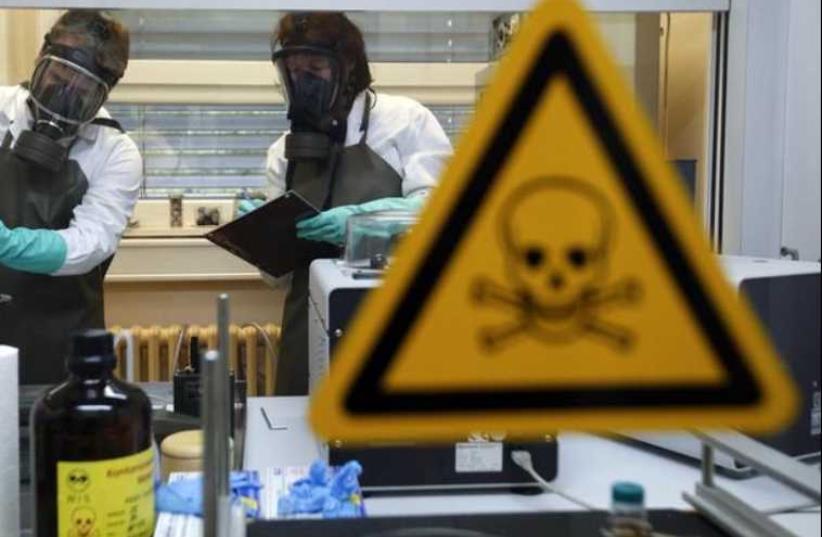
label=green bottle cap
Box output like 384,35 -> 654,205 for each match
612,481 -> 645,504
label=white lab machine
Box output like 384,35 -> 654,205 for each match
631,255 -> 821,475
307,211 -> 558,492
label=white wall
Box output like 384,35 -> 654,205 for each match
780,0 -> 821,261
723,0 -> 790,257
724,0 -> 821,260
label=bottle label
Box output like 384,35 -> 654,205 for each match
57,448 -> 155,537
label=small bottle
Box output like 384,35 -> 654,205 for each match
31,330 -> 154,537
190,335 -> 201,373
173,335 -> 202,418
607,481 -> 653,537
169,194 -> 183,227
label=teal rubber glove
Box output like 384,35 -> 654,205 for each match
236,198 -> 265,218
0,220 -> 67,274
296,196 -> 425,245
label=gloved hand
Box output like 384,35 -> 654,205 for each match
0,220 -> 67,274
296,196 -> 425,245
236,198 -> 265,218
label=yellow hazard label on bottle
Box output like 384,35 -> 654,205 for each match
57,448 -> 155,537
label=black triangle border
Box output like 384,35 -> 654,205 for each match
344,31 -> 761,415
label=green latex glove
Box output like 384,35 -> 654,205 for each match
0,220 -> 67,274
236,198 -> 265,218
296,196 -> 424,245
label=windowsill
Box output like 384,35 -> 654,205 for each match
107,235 -> 261,283
123,226 -> 216,238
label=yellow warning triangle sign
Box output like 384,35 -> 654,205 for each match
310,0 -> 797,442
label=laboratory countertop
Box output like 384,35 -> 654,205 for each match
244,397 -> 821,536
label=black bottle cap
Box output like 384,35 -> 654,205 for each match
68,330 -> 116,373
73,329 -> 114,357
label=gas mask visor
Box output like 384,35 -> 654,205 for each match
28,52 -> 110,131
272,45 -> 343,131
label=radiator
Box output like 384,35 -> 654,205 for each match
109,324 -> 281,396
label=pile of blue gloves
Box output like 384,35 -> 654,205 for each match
277,460 -> 364,519
0,220 -> 66,274
236,195 -> 424,246
155,462 -> 363,520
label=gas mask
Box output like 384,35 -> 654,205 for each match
271,45 -> 350,141
14,40 -> 116,172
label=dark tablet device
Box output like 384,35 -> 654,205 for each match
206,191 -> 337,277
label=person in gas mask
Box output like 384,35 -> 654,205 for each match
241,12 -> 453,395
0,10 -> 141,384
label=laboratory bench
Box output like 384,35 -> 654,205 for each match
243,397 -> 821,536
16,395 -> 821,536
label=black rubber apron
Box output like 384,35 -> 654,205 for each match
277,93 -> 403,395
0,118 -> 121,384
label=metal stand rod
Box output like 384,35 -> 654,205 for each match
701,444 -> 715,487
696,431 -> 820,501
683,430 -> 820,537
202,293 -> 232,537
218,293 -> 234,467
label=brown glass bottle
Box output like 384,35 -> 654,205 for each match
30,330 -> 154,537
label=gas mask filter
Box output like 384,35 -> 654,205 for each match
14,41 -> 115,172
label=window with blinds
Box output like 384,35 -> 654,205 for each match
106,10 -> 490,198
107,103 -> 473,198
104,10 -> 713,205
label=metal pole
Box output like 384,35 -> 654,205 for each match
701,443 -> 715,487
217,293 -> 234,463
218,294 -> 232,532
203,348 -> 231,537
218,293 -> 231,387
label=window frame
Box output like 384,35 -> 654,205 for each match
9,1 -> 737,247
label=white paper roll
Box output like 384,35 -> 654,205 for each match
0,346 -> 19,537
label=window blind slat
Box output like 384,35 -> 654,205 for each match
107,102 -> 471,197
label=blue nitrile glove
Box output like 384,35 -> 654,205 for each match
322,460 -> 364,518
155,471 -> 262,518
296,196 -> 425,245
277,460 -> 364,519
277,460 -> 332,516
231,472 -> 263,519
328,460 -> 363,500
0,220 -> 67,274
236,198 -> 265,218
155,477 -> 202,515
278,481 -> 330,515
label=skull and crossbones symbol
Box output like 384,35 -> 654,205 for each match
69,507 -> 99,537
472,176 -> 641,352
